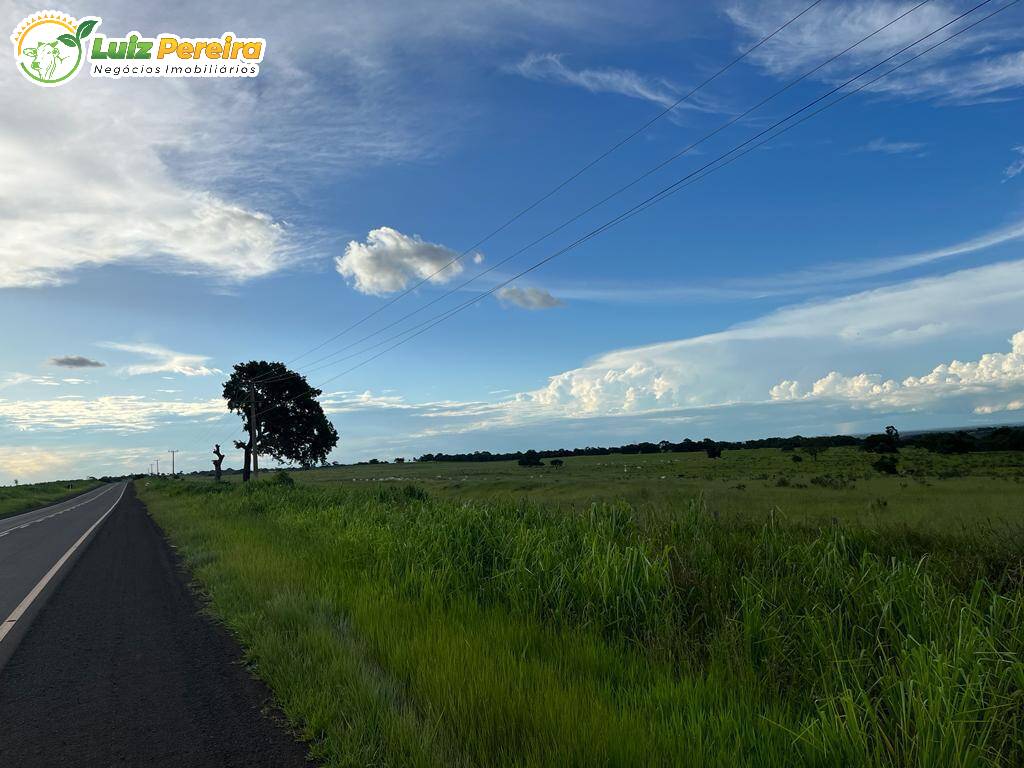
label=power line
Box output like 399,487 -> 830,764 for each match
194,0 -> 1015,465
279,0 -> 935,381
261,0 -> 829,376
257,0 -> 1012,412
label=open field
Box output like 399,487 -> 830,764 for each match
143,447 -> 1024,767
216,446 -> 1024,530
0,479 -> 104,521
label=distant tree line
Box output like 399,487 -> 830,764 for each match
414,426 -> 1024,464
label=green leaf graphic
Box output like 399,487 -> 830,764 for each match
58,33 -> 77,47
76,19 -> 98,40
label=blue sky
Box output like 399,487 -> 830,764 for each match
2,0 -> 1024,481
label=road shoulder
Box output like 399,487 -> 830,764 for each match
0,482 -> 314,768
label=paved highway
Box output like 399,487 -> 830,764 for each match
0,482 -> 126,663
0,483 -> 312,766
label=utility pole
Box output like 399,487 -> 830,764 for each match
155,458 -> 160,475
168,449 -> 178,476
248,380 -> 259,480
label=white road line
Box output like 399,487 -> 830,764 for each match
0,485 -> 115,536
0,483 -> 127,645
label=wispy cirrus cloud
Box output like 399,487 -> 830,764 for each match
856,137 -> 928,155
542,216 -> 1024,304
99,342 -> 222,377
4,1 -> 645,291
725,1 -> 1024,104
512,52 -> 720,113
1004,146 -> 1024,180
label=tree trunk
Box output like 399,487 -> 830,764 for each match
235,440 -> 252,482
212,444 -> 225,482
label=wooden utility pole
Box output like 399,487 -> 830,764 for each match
248,380 -> 259,480
168,449 -> 178,476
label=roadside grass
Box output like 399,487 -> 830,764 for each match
141,467 -> 1024,767
0,478 -> 103,520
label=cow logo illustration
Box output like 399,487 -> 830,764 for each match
11,11 -> 99,86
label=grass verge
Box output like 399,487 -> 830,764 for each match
0,479 -> 103,520
140,477 -> 1024,767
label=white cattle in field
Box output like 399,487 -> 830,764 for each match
23,40 -> 65,80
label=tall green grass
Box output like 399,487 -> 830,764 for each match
0,478 -> 103,520
142,479 -> 1024,767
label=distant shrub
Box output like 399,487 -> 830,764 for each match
872,456 -> 899,475
271,470 -> 295,488
810,475 -> 855,490
518,451 -> 544,467
791,454 -> 803,463
402,484 -> 429,502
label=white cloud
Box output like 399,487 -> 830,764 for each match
317,260 -> 1024,445
770,330 -> 1024,408
856,137 -> 928,155
725,1 -> 1024,104
0,395 -> 224,432
0,70 -> 295,289
1005,146 -> 1024,180
335,227 -> 473,295
0,373 -> 33,390
0,444 -> 179,483
100,342 -> 221,377
542,216 -> 1024,304
4,1 -> 646,291
0,446 -> 75,481
487,259 -> 1024,421
496,285 -> 564,310
513,52 -> 714,111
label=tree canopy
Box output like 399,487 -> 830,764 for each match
223,361 -> 339,475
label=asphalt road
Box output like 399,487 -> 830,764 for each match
0,483 -> 313,767
0,482 -> 124,661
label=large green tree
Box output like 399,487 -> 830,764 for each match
222,361 -> 339,480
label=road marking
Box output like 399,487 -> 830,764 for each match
0,483 -> 127,645
0,485 -> 115,537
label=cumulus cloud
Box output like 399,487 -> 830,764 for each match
1005,146 -> 1024,180
770,331 -> 1024,409
513,52 -> 716,112
494,259 -> 1024,421
335,227 -> 472,295
49,355 -> 105,369
496,285 -> 564,310
100,342 -> 221,377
